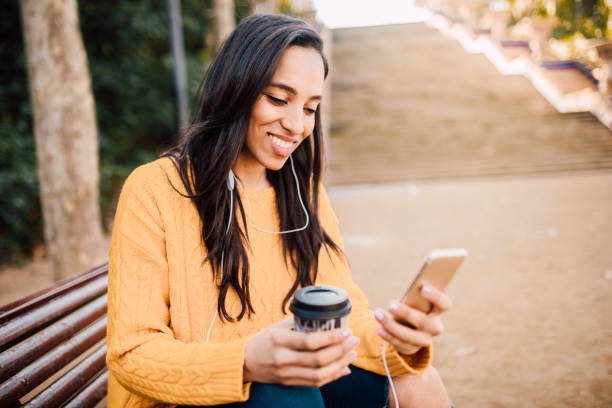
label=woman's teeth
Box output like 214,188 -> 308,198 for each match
269,134 -> 293,149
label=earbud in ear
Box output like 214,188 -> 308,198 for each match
226,170 -> 235,191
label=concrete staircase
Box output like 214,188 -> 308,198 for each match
327,23 -> 612,185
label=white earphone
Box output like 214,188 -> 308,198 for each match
226,169 -> 236,191
206,155 -> 309,342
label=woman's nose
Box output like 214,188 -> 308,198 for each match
280,107 -> 304,135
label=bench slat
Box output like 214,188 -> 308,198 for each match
0,295 -> 107,383
22,344 -> 108,408
0,275 -> 108,351
0,317 -> 107,406
0,264 -> 108,323
63,369 -> 109,408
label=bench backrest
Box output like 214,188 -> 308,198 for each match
0,264 -> 109,408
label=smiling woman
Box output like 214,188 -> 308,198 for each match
238,46 -> 325,185
105,13 -> 452,408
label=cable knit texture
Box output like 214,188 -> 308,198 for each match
106,157 -> 432,407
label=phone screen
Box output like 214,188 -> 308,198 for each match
401,249 -> 467,313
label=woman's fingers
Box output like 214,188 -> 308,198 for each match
272,330 -> 359,368
387,301 -> 444,336
244,325 -> 358,385
277,347 -> 356,387
258,328 -> 358,387
272,327 -> 353,351
374,309 -> 431,349
388,301 -> 427,328
297,334 -> 358,368
375,326 -> 423,356
372,285 -> 453,356
419,283 -> 452,314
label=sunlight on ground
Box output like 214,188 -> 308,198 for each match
312,0 -> 428,28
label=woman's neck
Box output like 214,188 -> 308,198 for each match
233,153 -> 271,190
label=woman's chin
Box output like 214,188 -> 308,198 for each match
261,155 -> 291,172
266,161 -> 288,172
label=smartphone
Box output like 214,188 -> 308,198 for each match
401,248 -> 467,313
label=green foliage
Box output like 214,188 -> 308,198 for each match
553,0 -> 609,39
79,1 -> 210,225
506,0 -> 610,38
235,0 -> 255,22
279,0 -> 297,16
0,1 -> 41,263
1,1 -> 211,263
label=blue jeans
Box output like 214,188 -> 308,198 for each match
178,365 -> 389,407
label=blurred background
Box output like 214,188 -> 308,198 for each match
1,0 -> 611,406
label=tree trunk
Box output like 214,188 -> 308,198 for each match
213,0 -> 235,50
246,0 -> 257,14
168,0 -> 189,127
20,0 -> 105,280
254,0 -> 278,14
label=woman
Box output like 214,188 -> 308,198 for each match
106,13 -> 452,408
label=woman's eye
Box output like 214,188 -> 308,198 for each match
304,107 -> 317,115
265,94 -> 286,105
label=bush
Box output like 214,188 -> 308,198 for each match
553,0 -> 609,39
0,2 -> 41,263
1,1 -> 210,263
80,1 -> 211,226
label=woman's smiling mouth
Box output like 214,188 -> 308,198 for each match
268,133 -> 296,154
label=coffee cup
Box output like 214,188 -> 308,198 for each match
289,285 -> 352,332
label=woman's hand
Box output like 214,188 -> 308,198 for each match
374,284 -> 452,355
244,317 -> 360,387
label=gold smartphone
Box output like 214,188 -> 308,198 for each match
401,249 -> 467,313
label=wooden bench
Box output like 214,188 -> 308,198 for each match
0,264 -> 109,407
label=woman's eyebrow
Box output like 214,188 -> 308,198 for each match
268,82 -> 322,101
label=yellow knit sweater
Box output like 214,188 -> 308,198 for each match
106,158 -> 432,407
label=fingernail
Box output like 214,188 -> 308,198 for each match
373,310 -> 385,322
352,336 -> 360,346
376,328 -> 386,336
341,329 -> 352,338
389,301 -> 399,312
343,367 -> 351,376
421,284 -> 433,295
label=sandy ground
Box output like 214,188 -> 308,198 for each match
0,239 -> 111,307
330,173 -> 612,407
2,21 -> 611,408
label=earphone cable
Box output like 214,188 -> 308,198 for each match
207,157 -> 307,342
235,155 -> 309,234
382,341 -> 400,408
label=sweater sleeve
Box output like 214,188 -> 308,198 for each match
106,164 -> 251,406
316,187 -> 432,377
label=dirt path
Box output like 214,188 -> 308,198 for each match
0,238 -> 110,306
329,173 -> 612,407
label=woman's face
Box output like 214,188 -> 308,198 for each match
238,45 -> 325,183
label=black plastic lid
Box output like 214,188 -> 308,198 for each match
290,285 -> 352,320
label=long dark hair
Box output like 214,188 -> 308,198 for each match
163,14 -> 339,322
